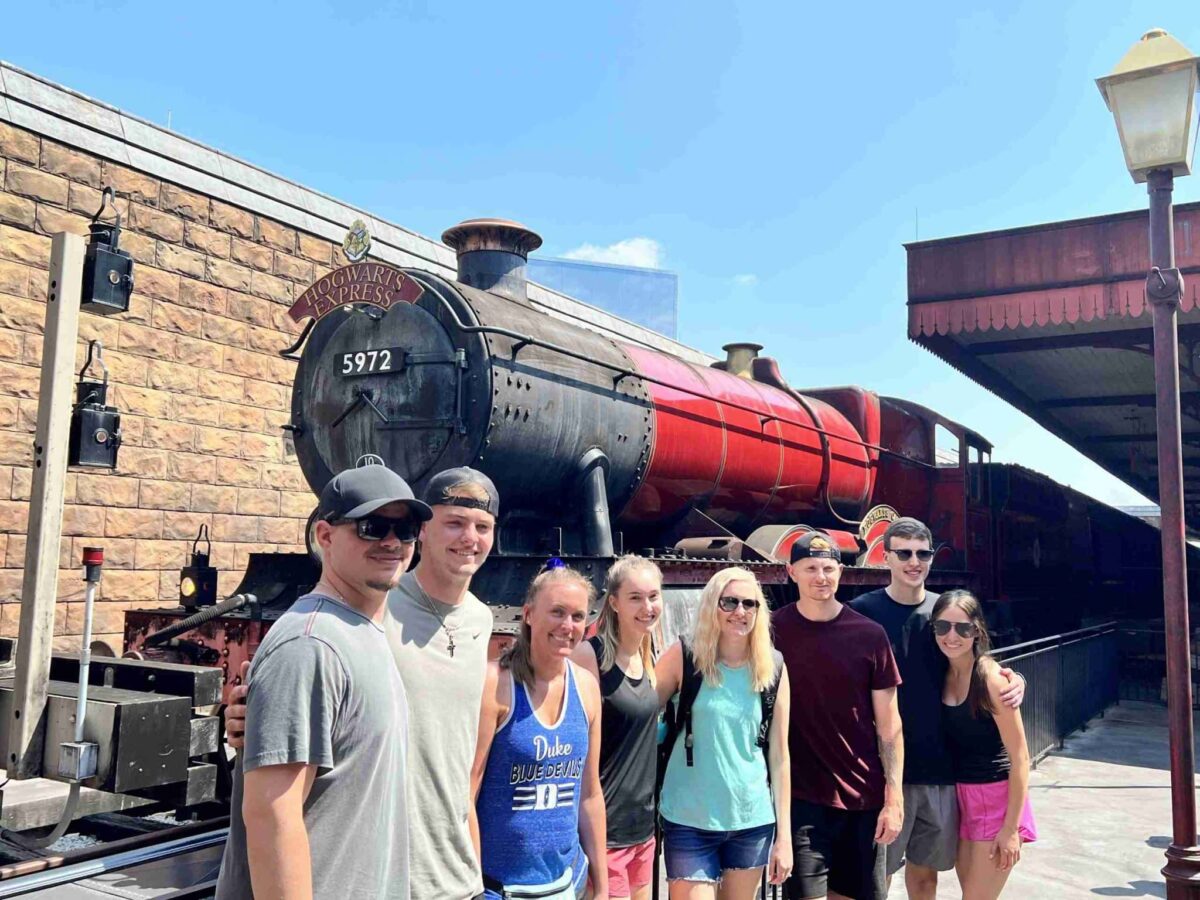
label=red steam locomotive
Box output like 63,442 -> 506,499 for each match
123,219 -> 1171,688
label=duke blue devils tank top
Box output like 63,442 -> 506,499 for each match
478,661 -> 590,899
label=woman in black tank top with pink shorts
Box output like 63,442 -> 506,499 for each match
571,556 -> 663,900
933,590 -> 1036,900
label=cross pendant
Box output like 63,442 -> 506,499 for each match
447,635 -> 456,657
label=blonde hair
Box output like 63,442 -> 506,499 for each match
443,481 -> 490,503
501,566 -> 597,688
595,555 -> 662,686
690,567 -> 777,692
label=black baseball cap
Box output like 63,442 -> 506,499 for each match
319,465 -> 433,523
423,467 -> 500,517
790,531 -> 842,563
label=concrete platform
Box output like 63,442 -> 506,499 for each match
888,701 -> 1196,899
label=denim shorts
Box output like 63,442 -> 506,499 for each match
661,818 -> 775,882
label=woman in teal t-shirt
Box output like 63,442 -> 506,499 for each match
655,567 -> 793,898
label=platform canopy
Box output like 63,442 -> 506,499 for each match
907,201 -> 1200,522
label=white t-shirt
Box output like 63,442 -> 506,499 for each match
385,572 -> 494,900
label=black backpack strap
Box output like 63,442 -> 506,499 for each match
658,640 -> 703,779
756,649 -> 785,751
679,643 -> 702,767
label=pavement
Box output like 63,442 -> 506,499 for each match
886,700 -> 1193,899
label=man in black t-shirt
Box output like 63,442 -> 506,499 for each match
850,518 -> 1025,900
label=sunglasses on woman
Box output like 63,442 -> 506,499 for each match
335,515 -> 421,543
889,548 -> 935,562
717,597 -> 761,613
932,620 -> 978,638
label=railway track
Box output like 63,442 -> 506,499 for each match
0,816 -> 227,898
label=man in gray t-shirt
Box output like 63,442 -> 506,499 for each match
216,465 -> 430,899
226,466 -> 499,900
216,594 -> 410,899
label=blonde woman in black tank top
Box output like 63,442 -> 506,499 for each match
572,556 -> 664,900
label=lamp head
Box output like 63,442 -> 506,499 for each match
1096,29 -> 1200,183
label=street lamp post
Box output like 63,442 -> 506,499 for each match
1098,28 -> 1200,897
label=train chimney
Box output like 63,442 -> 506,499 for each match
442,218 -> 543,301
723,342 -> 762,379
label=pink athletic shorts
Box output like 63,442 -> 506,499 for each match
607,836 -> 656,897
956,781 -> 1038,843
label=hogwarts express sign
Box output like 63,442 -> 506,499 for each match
287,262 -> 425,323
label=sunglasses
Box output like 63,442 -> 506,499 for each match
718,597 -> 761,613
335,515 -> 420,543
889,548 -> 935,562
932,620 -> 979,638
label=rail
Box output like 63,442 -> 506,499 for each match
0,817 -> 228,895
992,621 -> 1120,763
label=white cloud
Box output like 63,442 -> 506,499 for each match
562,237 -> 663,269
732,273 -> 758,287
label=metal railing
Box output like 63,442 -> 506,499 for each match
992,622 -> 1120,763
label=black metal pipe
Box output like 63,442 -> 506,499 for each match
455,249 -> 529,301
576,449 -> 614,558
141,594 -> 255,648
991,621 -> 1117,658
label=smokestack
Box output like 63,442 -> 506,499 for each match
723,342 -> 763,379
441,218 -> 543,302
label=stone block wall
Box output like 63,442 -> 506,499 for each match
0,120 -> 336,652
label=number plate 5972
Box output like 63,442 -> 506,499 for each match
339,348 -> 396,376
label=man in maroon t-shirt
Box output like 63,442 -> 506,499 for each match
773,532 -> 904,900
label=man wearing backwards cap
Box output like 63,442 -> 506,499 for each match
772,532 -> 903,900
387,466 -> 499,900
216,464 -> 431,900
226,465 -> 499,900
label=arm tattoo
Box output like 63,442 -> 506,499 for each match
879,734 -> 902,794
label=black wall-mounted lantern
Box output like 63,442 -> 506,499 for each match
68,340 -> 121,469
81,187 -> 133,316
180,525 -> 217,609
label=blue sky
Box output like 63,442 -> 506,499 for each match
7,0 -> 1199,506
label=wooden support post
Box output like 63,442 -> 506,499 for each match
7,233 -> 85,779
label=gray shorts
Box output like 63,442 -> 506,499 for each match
885,784 -> 958,875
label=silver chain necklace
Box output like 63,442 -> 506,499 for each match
413,576 -> 459,657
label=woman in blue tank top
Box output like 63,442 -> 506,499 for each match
471,566 -> 607,900
656,567 -> 793,899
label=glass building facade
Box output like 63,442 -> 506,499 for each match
528,257 -> 679,339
